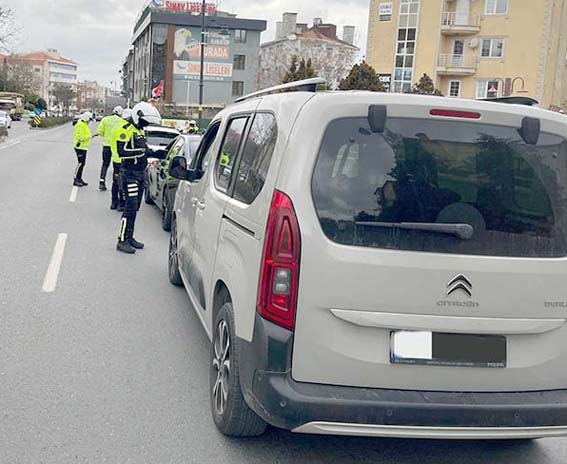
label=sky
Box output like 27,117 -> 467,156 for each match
6,0 -> 370,88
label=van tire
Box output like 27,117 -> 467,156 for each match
210,303 -> 267,437
144,186 -> 154,205
168,217 -> 183,286
162,194 -> 172,232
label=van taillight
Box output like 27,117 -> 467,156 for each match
257,190 -> 301,331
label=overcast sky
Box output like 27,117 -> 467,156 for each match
6,0 -> 370,88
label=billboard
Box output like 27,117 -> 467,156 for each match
150,0 -> 217,15
174,27 -> 233,82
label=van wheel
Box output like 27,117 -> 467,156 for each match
210,303 -> 267,437
162,194 -> 172,232
168,218 -> 183,286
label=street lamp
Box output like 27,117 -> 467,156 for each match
198,0 -> 206,129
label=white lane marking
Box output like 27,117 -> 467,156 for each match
0,140 -> 21,150
42,233 -> 68,293
69,186 -> 78,203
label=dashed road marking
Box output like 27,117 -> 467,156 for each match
69,186 -> 79,203
42,233 -> 68,293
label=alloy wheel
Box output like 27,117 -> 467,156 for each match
212,319 -> 231,416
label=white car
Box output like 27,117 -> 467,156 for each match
0,111 -> 12,129
144,125 -> 180,160
168,78 -> 567,440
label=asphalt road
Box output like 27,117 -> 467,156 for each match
1,120 -> 567,463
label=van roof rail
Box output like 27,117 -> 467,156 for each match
234,78 -> 326,103
480,96 -> 539,106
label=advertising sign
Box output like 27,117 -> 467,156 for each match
151,0 -> 217,15
174,27 -> 233,82
378,73 -> 392,92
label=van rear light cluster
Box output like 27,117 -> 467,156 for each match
257,191 -> 301,331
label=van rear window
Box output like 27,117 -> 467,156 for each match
312,117 -> 567,258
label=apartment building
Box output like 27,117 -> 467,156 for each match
366,0 -> 567,109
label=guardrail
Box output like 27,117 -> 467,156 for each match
442,11 -> 481,28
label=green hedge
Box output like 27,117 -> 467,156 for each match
29,116 -> 73,128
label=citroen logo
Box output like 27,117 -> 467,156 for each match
447,274 -> 472,298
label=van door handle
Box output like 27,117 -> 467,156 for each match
191,197 -> 199,206
196,200 -> 206,211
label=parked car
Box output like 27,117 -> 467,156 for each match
167,78 -> 567,440
144,134 -> 202,231
0,111 -> 12,129
144,125 -> 180,160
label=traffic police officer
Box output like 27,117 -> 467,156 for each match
97,106 -> 124,192
109,108 -> 132,211
188,120 -> 199,133
73,112 -> 93,187
115,102 -> 161,254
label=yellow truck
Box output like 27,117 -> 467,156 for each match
0,92 -> 24,121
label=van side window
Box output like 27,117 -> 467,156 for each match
214,117 -> 248,193
194,122 -> 221,174
233,113 -> 278,204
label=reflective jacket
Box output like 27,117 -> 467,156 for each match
73,120 -> 91,150
115,122 -> 147,171
97,114 -> 123,147
110,118 -> 131,164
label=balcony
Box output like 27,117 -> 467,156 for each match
437,54 -> 477,76
441,11 -> 481,35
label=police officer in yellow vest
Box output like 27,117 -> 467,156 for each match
115,102 -> 162,254
96,106 -> 124,192
109,108 -> 132,211
73,112 -> 93,187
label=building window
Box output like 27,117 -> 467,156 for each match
392,0 -> 420,93
235,29 -> 247,43
448,80 -> 461,97
476,80 -> 500,99
379,2 -> 393,22
233,54 -> 246,70
232,81 -> 244,97
485,0 -> 508,15
481,38 -> 504,58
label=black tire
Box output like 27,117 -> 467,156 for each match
210,303 -> 267,437
161,192 -> 172,232
168,217 -> 183,286
144,185 -> 154,205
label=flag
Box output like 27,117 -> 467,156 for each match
152,81 -> 164,99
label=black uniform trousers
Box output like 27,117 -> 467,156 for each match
118,169 -> 144,242
111,162 -> 125,207
74,148 -> 87,181
100,146 -> 112,184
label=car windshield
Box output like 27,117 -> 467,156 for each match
0,102 -> 15,111
146,131 -> 179,147
312,117 -> 567,258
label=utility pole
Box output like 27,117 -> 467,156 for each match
198,0 -> 206,129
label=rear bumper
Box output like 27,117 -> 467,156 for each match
238,316 -> 567,438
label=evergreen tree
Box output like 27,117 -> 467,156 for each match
282,56 -> 317,83
411,73 -> 443,96
339,61 -> 385,92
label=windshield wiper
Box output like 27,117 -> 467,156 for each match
354,221 -> 474,240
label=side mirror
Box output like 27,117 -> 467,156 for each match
169,155 -> 203,182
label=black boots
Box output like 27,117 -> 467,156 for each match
99,181 -> 107,191
73,179 -> 88,187
117,240 -> 136,254
129,238 -> 145,249
110,201 -> 118,210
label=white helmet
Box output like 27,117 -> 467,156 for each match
189,120 -> 196,125
121,108 -> 133,120
80,111 -> 93,122
132,102 -> 161,128
113,105 -> 124,116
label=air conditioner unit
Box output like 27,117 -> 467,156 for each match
469,38 -> 480,49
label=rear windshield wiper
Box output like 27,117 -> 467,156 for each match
354,221 -> 474,240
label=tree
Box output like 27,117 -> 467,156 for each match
339,61 -> 385,92
411,73 -> 443,96
51,84 -> 76,116
282,56 -> 317,84
0,5 -> 18,53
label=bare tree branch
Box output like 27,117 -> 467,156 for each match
0,5 -> 19,53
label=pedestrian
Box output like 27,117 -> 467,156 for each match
96,106 -> 124,192
115,102 -> 161,254
109,108 -> 132,211
73,112 -> 93,187
188,119 -> 199,134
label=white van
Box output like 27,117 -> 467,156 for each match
168,79 -> 567,440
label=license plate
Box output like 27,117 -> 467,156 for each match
390,331 -> 506,368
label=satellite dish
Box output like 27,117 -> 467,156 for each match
469,38 -> 479,48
